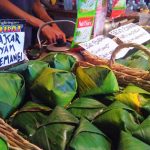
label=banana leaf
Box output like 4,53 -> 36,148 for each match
93,101 -> 142,145
8,62 -> 28,74
76,66 -> 119,96
123,84 -> 150,94
31,68 -> 77,108
67,97 -> 107,120
0,72 -> 25,119
115,93 -> 141,111
0,137 -> 8,150
30,106 -> 79,150
69,118 -> 111,150
117,50 -> 150,71
115,85 -> 150,112
11,101 -> 51,137
146,43 -> 150,49
132,116 -> 150,145
24,60 -> 49,85
41,52 -> 76,71
142,102 -> 150,115
118,131 -> 150,150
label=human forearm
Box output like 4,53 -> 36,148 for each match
33,0 -> 66,41
33,0 -> 53,22
0,0 -> 45,27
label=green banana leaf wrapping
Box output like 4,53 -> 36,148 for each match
41,52 -> 76,71
118,131 -> 150,150
0,137 -> 9,150
25,60 -> 48,85
31,68 -> 77,108
142,102 -> 150,115
8,62 -> 28,74
132,116 -> 150,145
0,72 -> 25,119
30,106 -> 79,150
67,97 -> 107,120
93,101 -> 143,144
11,101 -> 51,137
117,50 -> 150,71
114,85 -> 150,112
69,118 -> 111,150
76,66 -> 119,96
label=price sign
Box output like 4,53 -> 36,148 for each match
109,23 -> 150,44
0,19 -> 25,68
79,35 -> 127,59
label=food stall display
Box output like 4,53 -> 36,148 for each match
0,0 -> 150,150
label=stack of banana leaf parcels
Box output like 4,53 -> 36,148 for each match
1,51 -> 150,150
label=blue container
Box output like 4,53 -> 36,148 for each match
64,0 -> 73,10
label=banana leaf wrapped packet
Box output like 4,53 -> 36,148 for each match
114,85 -> 150,114
41,52 -> 76,71
117,50 -> 150,71
30,106 -> 79,150
24,60 -> 48,85
118,131 -> 150,150
67,97 -> 107,120
142,102 -> 150,115
76,66 -> 119,96
0,137 -> 9,150
11,101 -> 51,137
0,72 -> 25,119
93,101 -> 143,148
69,118 -> 111,150
132,116 -> 150,145
8,62 -> 28,74
31,68 -> 77,108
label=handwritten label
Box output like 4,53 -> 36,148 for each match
109,23 -> 150,44
79,35 -> 125,59
0,20 -> 25,68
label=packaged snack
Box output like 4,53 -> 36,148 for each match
78,0 -> 98,12
93,0 -> 107,37
111,0 -> 126,19
71,0 -> 98,47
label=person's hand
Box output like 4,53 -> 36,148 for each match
41,25 -> 66,43
52,23 -> 66,42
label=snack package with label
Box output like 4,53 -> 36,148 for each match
78,0 -> 98,13
93,0 -> 107,37
71,0 -> 98,47
111,0 -> 126,19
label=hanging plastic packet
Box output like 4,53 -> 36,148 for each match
93,0 -> 107,37
111,0 -> 126,19
71,0 -> 98,47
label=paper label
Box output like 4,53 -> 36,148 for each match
0,19 -> 25,68
79,35 -> 123,59
109,23 -> 150,44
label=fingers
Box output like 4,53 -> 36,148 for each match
52,26 -> 66,42
61,32 -> 66,43
42,25 -> 66,44
54,30 -> 66,41
47,34 -> 56,43
42,26 -> 56,43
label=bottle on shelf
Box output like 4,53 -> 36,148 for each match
126,0 -> 138,12
137,0 -> 148,11
64,0 -> 73,10
148,2 -> 150,9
